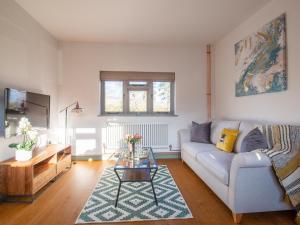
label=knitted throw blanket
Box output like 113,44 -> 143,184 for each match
260,125 -> 300,224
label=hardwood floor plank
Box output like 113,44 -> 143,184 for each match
0,159 -> 295,225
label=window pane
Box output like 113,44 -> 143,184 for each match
129,91 -> 147,112
153,82 -> 171,112
129,81 -> 147,86
104,81 -> 123,112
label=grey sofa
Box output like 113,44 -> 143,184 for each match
179,120 -> 292,223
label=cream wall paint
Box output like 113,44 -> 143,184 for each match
59,42 -> 207,156
214,0 -> 300,124
0,0 -> 60,161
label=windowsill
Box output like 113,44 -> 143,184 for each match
98,113 -> 178,117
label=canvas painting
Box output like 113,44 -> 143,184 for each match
235,14 -> 287,97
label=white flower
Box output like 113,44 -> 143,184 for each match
17,117 -> 32,135
19,117 -> 30,127
9,117 -> 37,151
27,130 -> 38,140
16,127 -> 22,135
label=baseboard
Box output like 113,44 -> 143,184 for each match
72,152 -> 181,161
154,151 -> 181,159
72,155 -> 102,161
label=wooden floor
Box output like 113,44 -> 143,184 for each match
0,159 -> 295,225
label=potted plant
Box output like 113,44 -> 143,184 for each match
125,133 -> 142,154
9,117 -> 38,161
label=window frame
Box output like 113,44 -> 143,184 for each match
126,81 -> 151,115
100,74 -> 175,116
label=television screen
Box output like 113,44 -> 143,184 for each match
5,88 -> 26,113
4,88 -> 50,138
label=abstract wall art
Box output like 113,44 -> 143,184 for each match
235,14 -> 287,97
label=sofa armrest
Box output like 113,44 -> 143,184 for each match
231,151 -> 271,170
178,129 -> 191,149
228,152 -> 290,213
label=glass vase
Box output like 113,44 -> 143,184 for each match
128,143 -> 136,156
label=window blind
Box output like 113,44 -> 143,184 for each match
100,71 -> 175,82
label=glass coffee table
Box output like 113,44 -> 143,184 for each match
114,147 -> 158,207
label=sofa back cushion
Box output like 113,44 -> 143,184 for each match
210,120 -> 240,144
234,122 -> 259,153
191,121 -> 211,143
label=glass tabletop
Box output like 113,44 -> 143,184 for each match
114,147 -> 158,170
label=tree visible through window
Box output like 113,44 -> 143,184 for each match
153,82 -> 171,112
129,90 -> 147,112
100,71 -> 175,115
104,81 -> 123,113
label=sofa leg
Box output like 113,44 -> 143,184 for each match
232,213 -> 243,224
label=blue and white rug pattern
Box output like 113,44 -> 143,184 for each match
76,165 -> 192,223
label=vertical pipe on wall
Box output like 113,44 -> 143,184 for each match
206,44 -> 212,121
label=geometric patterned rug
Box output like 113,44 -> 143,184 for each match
76,165 -> 193,224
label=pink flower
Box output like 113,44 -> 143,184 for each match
134,134 -> 142,139
125,133 -> 142,144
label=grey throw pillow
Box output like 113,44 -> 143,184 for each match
241,127 -> 268,152
191,121 -> 211,144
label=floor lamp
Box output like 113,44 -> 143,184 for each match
59,101 -> 83,145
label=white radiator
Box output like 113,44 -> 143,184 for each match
102,122 -> 169,152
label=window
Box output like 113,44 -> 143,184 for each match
129,90 -> 147,112
104,81 -> 123,113
153,82 -> 171,112
100,71 -> 175,116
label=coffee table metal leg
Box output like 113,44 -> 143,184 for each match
115,182 -> 122,207
150,168 -> 158,205
150,180 -> 158,205
114,169 -> 122,207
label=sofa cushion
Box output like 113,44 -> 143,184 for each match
211,120 -> 240,144
191,121 -> 211,143
235,122 -> 259,153
196,150 -> 234,185
182,142 -> 218,159
216,128 -> 239,152
241,127 -> 268,153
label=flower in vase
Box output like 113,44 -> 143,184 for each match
9,117 -> 38,151
125,133 -> 142,144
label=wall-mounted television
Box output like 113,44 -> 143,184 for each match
4,88 -> 50,138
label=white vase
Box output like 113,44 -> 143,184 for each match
15,150 -> 32,161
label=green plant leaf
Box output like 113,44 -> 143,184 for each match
8,143 -> 18,148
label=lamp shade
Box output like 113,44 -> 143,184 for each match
71,101 -> 83,114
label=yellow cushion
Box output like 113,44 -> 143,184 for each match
216,128 -> 239,152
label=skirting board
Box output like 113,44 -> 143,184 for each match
72,152 -> 181,161
154,151 -> 181,159
72,155 -> 102,161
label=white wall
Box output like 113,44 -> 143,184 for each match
0,0 -> 60,161
59,42 -> 207,156
214,0 -> 300,124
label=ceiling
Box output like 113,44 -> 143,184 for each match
15,0 -> 270,45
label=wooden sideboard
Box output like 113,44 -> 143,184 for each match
0,144 -> 71,200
